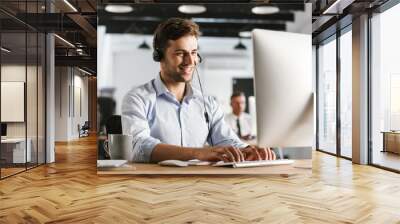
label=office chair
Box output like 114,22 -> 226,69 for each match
105,115 -> 122,135
78,121 -> 90,138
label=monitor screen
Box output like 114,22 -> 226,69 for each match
252,29 -> 314,148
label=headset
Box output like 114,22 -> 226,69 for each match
153,48 -> 203,64
152,48 -> 163,62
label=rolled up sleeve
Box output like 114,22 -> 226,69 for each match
121,92 -> 160,163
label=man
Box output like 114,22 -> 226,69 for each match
225,92 -> 255,141
122,18 -> 275,163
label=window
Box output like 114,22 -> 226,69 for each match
339,28 -> 352,158
318,36 -> 337,154
370,2 -> 400,171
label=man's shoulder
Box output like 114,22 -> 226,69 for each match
242,112 -> 252,120
122,80 -> 157,107
125,79 -> 156,99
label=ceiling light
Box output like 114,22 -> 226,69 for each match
234,40 -> 246,50
63,0 -> 78,12
178,5 -> 206,14
54,34 -> 75,48
239,31 -> 252,38
138,40 -> 150,50
78,67 -> 92,76
251,6 -> 279,15
105,4 -> 133,13
322,0 -> 353,15
1,47 -> 11,53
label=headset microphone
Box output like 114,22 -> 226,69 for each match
194,54 -> 214,146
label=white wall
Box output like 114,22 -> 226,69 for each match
1,65 -> 42,137
55,67 -> 68,141
74,72 -> 89,139
312,45 -> 317,150
286,3 -> 312,34
112,49 -> 159,115
1,64 -> 47,163
55,67 -> 89,141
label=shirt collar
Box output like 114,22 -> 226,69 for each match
153,73 -> 201,100
232,113 -> 242,119
153,73 -> 169,97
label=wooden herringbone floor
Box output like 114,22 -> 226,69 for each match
1,135 -> 400,223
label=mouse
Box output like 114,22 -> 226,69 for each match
158,160 -> 189,167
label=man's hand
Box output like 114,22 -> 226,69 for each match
241,146 -> 276,161
196,146 -> 245,162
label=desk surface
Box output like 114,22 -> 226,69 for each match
381,131 -> 400,134
97,160 -> 311,175
1,138 -> 27,143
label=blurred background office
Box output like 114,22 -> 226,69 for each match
97,2 -> 312,141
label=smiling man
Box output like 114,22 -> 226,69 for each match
122,18 -> 275,163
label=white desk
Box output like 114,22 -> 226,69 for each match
1,138 -> 31,163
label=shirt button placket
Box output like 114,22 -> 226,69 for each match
178,105 -> 184,147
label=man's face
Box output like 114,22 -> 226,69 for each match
231,95 -> 246,115
160,35 -> 198,83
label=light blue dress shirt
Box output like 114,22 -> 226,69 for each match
121,74 -> 247,162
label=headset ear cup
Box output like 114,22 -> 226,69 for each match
153,50 -> 161,62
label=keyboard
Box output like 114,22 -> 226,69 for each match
97,160 -> 127,168
213,159 -> 294,168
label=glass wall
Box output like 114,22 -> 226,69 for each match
1,1 -> 28,178
371,2 -> 400,171
317,36 -> 337,154
316,24 -> 353,160
339,28 -> 352,158
0,1 -> 46,179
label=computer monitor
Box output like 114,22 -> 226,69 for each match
1,123 -> 7,138
252,29 -> 314,148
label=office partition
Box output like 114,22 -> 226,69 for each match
0,1 -> 47,179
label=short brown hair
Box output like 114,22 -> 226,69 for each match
153,17 -> 200,52
231,91 -> 245,101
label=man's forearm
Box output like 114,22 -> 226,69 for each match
150,143 -> 203,163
